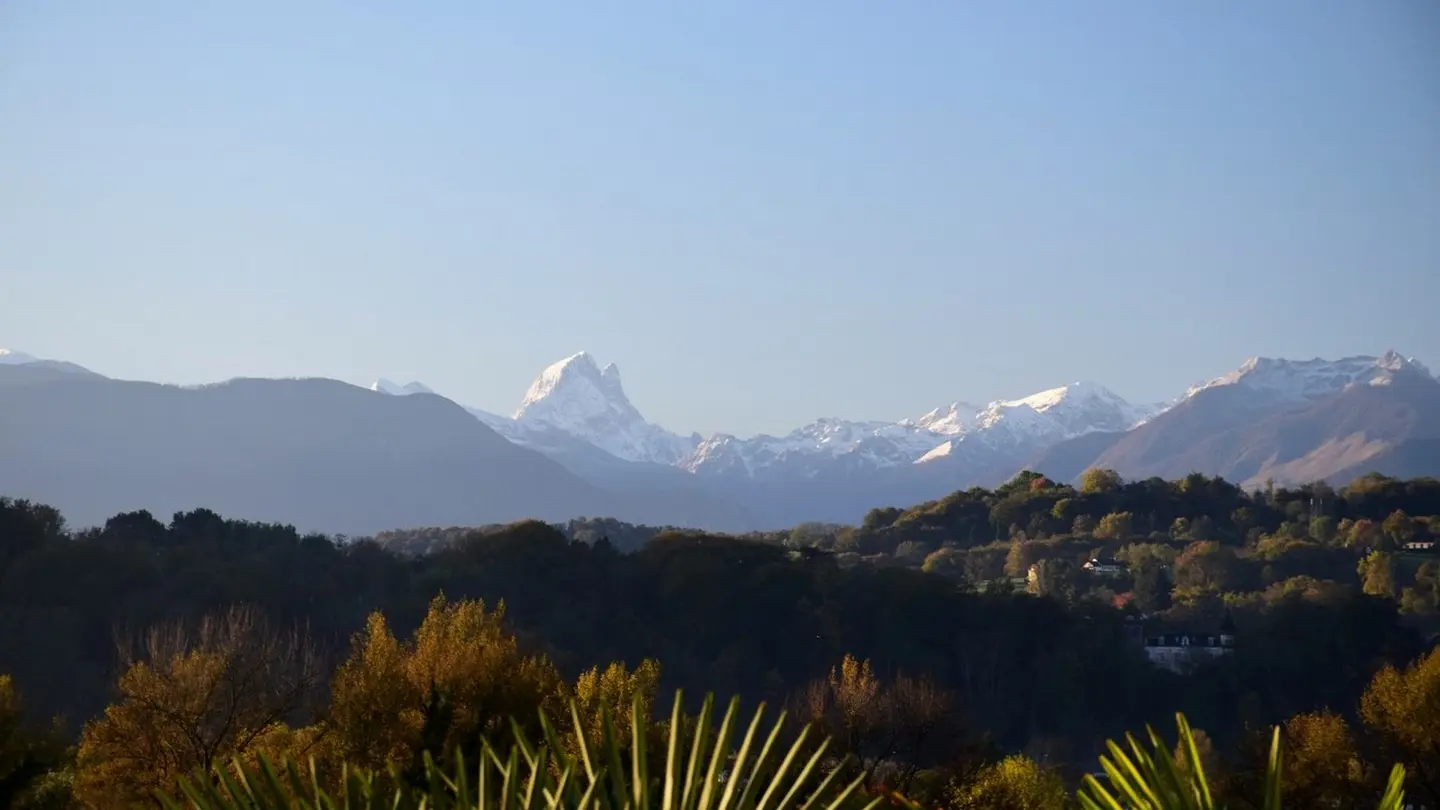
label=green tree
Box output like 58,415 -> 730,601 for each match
1308,515 -> 1339,546
1026,558 -> 1078,602
894,540 -> 930,565
1,675 -> 69,810
997,470 -> 1050,496
1131,562 -> 1173,613
861,507 -> 903,531
1190,514 -> 1216,542
1232,506 -> 1259,538
1400,562 -> 1440,616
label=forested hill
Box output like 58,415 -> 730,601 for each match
375,471 -> 1440,625
1,471 -> 1439,807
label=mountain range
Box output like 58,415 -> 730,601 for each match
2,346 -> 1436,533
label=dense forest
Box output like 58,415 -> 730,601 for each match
2,470 -> 1439,809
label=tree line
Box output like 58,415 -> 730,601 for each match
1,471 -> 1439,807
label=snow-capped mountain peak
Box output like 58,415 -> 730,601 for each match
1185,352 -> 1433,401
912,382 -> 1155,443
681,380 -> 1157,479
1003,380 -> 1160,433
370,378 -> 435,396
515,352 -> 604,416
1376,349 -> 1432,379
511,351 -> 697,465
909,402 -> 983,435
368,352 -> 694,465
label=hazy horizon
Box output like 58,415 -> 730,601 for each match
3,1 -> 1437,436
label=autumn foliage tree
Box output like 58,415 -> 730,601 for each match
946,754 -> 1066,810
326,595 -> 567,782
1276,711 -> 1373,808
1079,468 -> 1123,495
1359,551 -> 1398,599
74,606 -> 325,809
1094,511 -> 1133,541
799,654 -> 961,792
567,659 -> 662,755
1360,646 -> 1440,807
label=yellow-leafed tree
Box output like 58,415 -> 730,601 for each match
947,754 -> 1066,810
1361,647 -> 1440,807
569,659 -> 662,753
74,607 -> 325,809
326,595 -> 567,779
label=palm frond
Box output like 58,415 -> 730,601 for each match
1077,713 -> 1407,810
157,691 -> 891,810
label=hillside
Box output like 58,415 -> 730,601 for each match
0,368 -> 614,534
1033,359 -> 1440,488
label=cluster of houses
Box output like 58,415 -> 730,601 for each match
1051,557 -> 1240,673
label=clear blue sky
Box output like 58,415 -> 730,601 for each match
2,1 -> 1437,436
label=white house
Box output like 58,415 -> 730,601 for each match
1143,615 -> 1236,674
1083,557 -> 1127,575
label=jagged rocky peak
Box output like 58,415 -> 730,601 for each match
512,351 -> 697,465
515,351 -> 610,417
599,361 -> 625,398
1376,349 -> 1432,377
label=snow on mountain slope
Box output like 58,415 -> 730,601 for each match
510,352 -> 698,465
682,419 -> 943,479
0,349 -> 40,364
909,402 -> 984,435
681,381 -> 1157,478
367,376 -> 510,427
370,352 -> 698,465
908,381 -> 1160,465
370,378 -> 435,396
370,352 -> 1433,486
0,349 -> 99,377
1183,351 -> 1433,402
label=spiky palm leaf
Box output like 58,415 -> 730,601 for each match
1076,713 -> 1407,810
157,691 -> 902,810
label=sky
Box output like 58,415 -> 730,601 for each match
1,1 -> 1437,437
